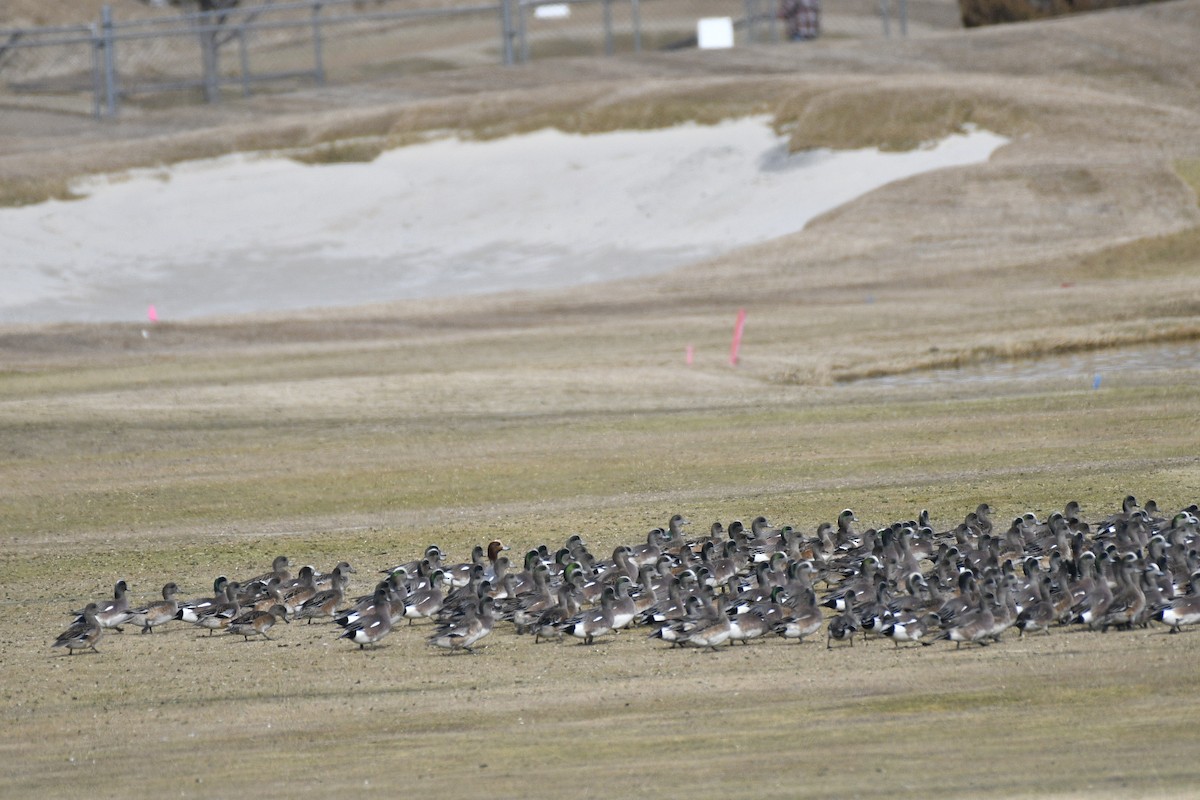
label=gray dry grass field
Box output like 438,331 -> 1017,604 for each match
3,1 -> 1200,797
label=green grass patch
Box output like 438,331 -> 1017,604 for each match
773,84 -> 1031,152
1176,157 -> 1200,198
284,136 -> 388,164
3,380 -> 1198,540
0,176 -> 83,207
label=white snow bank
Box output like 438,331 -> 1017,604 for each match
0,118 -> 1006,323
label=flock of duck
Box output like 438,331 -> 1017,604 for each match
53,496 -> 1200,656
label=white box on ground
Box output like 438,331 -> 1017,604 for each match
534,4 -> 571,19
697,17 -> 734,49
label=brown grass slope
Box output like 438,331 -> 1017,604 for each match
3,2 -> 1200,799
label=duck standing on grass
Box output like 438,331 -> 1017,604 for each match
128,582 -> 182,634
1155,575 -> 1200,633
191,581 -> 243,636
71,579 -> 133,633
340,586 -> 394,650
227,604 -> 291,642
296,567 -> 350,624
53,603 -> 103,655
680,605 -> 733,651
428,599 -> 496,654
560,586 -> 617,646
176,576 -> 229,624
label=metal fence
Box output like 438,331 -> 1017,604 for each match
0,0 -> 911,119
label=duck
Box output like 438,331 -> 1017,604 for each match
630,528 -> 665,568
508,567 -> 556,634
1014,574 -> 1056,637
340,586 -> 394,649
772,588 -> 824,644
336,579 -> 402,629
73,579 -> 134,632
227,604 -> 290,641
401,570 -> 447,626
835,509 -> 862,551
881,612 -> 936,648
1071,554 -> 1114,629
773,607 -> 824,643
52,603 -> 103,655
279,566 -> 318,615
636,578 -> 690,627
296,568 -> 350,624
560,586 -> 617,645
1156,583 -> 1200,633
727,609 -> 771,645
127,582 -> 181,634
530,583 -> 582,644
938,592 -> 996,649
661,513 -> 691,553
248,577 -> 287,613
314,561 -> 357,590
241,556 -> 291,593
680,605 -> 733,651
177,576 -> 230,624
649,594 -> 715,647
505,550 -> 547,597
480,541 -> 511,583
383,545 -> 444,577
428,600 -> 496,654
193,581 -> 243,636
1094,553 -> 1147,632
826,603 -> 862,649
444,542 -> 503,589
437,575 -> 493,625
609,577 -> 639,631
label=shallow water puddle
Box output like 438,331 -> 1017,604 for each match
857,342 -> 1200,387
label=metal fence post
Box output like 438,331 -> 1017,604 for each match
630,0 -> 641,53
312,2 -> 326,85
879,0 -> 891,37
100,5 -> 119,118
500,0 -> 516,65
603,0 -> 614,56
518,0 -> 529,64
745,0 -> 756,44
899,0 -> 908,36
237,26 -> 251,96
91,22 -> 104,118
200,10 -> 220,102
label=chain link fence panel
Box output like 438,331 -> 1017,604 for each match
0,0 -> 931,117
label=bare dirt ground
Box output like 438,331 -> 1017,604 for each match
2,1 -> 1200,798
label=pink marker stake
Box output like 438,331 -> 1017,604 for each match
729,308 -> 746,367
147,304 -> 159,323
686,344 -> 694,365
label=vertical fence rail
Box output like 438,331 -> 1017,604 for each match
630,0 -> 641,52
602,0 -> 614,56
201,11 -> 219,102
237,27 -> 252,96
311,2 -> 326,85
501,0 -> 517,65
101,5 -> 118,118
517,0 -> 529,64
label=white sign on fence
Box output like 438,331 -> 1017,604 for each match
534,4 -> 571,19
697,17 -> 734,49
